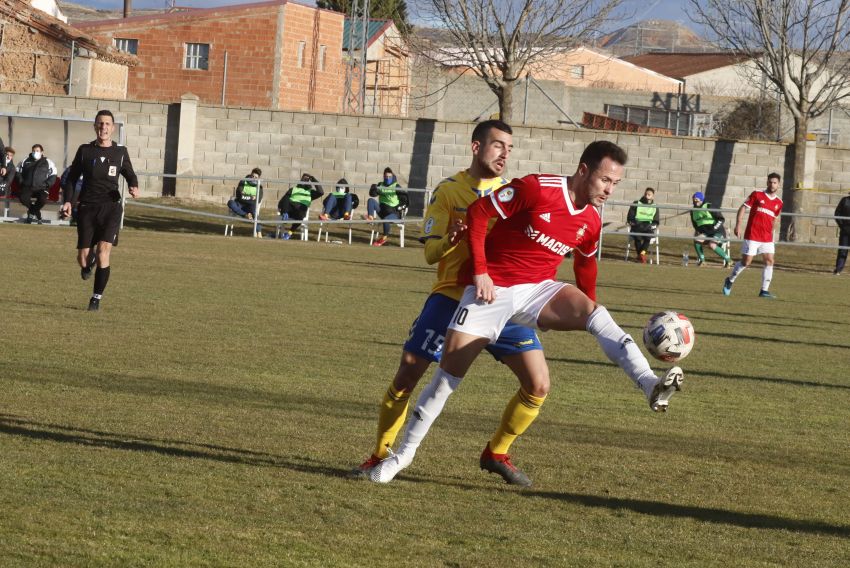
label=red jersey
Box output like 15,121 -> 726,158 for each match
465,173 -> 601,300
743,190 -> 783,242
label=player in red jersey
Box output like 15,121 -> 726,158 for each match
722,173 -> 784,298
369,140 -> 684,484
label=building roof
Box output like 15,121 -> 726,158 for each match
343,18 -> 394,51
0,0 -> 136,65
622,52 -> 753,79
75,0 -> 297,29
599,19 -> 717,56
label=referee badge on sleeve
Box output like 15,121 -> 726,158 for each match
108,166 -> 117,176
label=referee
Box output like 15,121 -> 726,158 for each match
61,110 -> 139,312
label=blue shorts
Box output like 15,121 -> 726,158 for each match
403,293 -> 542,363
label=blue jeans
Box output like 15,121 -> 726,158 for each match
324,193 -> 353,219
228,199 -> 258,218
367,198 -> 399,236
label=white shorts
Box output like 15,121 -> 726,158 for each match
741,239 -> 775,256
448,280 -> 568,342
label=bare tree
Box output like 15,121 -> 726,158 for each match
689,0 -> 850,240
410,0 -> 624,123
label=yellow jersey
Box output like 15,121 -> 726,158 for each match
421,169 -> 508,300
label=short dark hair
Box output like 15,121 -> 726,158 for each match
645,187 -> 655,194
768,172 -> 781,181
95,109 -> 115,122
250,167 -> 262,177
579,140 -> 628,173
32,144 -> 43,152
472,119 -> 512,144
5,147 -> 14,155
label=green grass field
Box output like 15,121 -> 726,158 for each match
2,213 -> 848,567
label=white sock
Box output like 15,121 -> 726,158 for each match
394,367 -> 462,462
729,262 -> 746,282
586,306 -> 657,397
761,265 -> 773,291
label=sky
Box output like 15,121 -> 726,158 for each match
67,0 -> 697,32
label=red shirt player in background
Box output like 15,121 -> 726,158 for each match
722,173 -> 783,298
370,141 -> 685,485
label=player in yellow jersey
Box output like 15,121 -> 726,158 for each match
351,120 -> 549,486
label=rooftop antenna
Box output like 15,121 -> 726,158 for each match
342,0 -> 371,114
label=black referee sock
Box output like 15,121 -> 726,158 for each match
94,266 -> 111,296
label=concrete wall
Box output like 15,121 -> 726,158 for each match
408,72 -> 850,149
1,92 -> 846,244
0,92 -> 170,196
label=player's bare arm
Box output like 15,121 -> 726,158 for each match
734,204 -> 747,238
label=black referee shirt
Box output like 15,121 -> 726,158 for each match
63,141 -> 138,204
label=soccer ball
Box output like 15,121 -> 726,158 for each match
642,311 -> 695,363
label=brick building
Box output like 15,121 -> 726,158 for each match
77,1 -> 345,112
0,0 -> 135,98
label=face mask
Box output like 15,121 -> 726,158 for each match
33,152 -> 42,160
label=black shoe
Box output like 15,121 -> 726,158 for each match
81,266 -> 94,280
479,444 -> 532,487
87,298 -> 100,311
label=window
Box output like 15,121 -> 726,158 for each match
113,38 -> 138,55
318,45 -> 326,71
297,41 -> 306,68
570,65 -> 585,79
185,43 -> 209,70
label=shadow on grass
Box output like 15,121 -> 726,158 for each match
546,356 -> 850,391
608,303 -> 849,329
7,366 -> 375,418
526,490 -> 850,538
0,414 -> 351,478
125,214 -> 227,236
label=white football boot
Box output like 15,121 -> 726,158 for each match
648,366 -> 684,412
368,449 -> 414,483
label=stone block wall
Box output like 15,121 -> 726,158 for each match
2,92 -> 847,244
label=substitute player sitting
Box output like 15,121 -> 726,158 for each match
690,191 -> 731,267
370,140 -> 684,484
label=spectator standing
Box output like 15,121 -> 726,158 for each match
690,191 -> 731,267
227,168 -> 264,237
16,144 -> 58,224
626,187 -> 660,263
0,135 -> 5,179
834,191 -> 850,275
59,165 -> 84,225
1,147 -> 15,196
278,173 -> 323,239
367,167 -> 408,247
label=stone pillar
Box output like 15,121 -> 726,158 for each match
796,136 -> 818,242
176,93 -> 198,197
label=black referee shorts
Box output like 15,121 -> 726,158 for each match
76,201 -> 123,249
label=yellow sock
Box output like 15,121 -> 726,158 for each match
374,383 -> 411,458
489,388 -> 546,455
